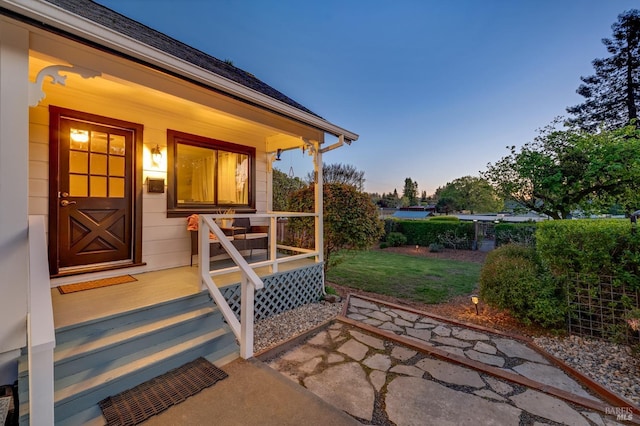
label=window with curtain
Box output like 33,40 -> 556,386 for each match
167,130 -> 254,216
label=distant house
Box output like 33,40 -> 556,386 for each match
392,205 -> 435,220
0,0 -> 357,423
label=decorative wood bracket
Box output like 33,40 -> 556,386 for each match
29,65 -> 101,107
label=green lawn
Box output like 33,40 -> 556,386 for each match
325,250 -> 482,304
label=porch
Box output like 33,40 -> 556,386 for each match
51,259 -> 316,329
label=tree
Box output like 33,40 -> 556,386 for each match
402,178 -> 419,206
567,10 -> 640,131
482,123 -> 640,219
435,176 -> 503,214
287,183 -> 383,271
272,168 -> 306,211
306,163 -> 365,191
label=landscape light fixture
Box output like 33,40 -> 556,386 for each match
471,295 -> 479,315
151,144 -> 162,166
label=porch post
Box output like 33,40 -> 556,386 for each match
239,274 -> 254,359
0,21 -> 30,385
314,142 -> 323,264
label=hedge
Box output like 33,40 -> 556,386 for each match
395,219 -> 474,249
536,219 -> 640,289
495,222 -> 537,248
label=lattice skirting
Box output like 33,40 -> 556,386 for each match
220,263 -> 324,321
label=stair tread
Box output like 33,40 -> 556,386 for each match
54,328 -> 228,404
54,306 -> 216,363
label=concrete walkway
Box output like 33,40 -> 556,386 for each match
144,357 -> 359,426
264,295 -> 638,425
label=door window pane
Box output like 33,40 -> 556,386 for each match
69,174 -> 88,197
109,177 -> 125,198
69,151 -> 88,174
91,132 -> 108,153
109,156 -> 125,176
70,128 -> 89,150
90,153 -> 108,175
90,176 -> 107,197
110,134 -> 126,155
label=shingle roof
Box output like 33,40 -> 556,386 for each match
43,0 -> 321,118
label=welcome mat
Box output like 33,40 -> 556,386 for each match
99,357 -> 228,426
57,275 -> 137,294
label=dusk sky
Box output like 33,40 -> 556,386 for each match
98,0 -> 638,195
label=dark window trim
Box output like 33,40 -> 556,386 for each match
166,129 -> 256,218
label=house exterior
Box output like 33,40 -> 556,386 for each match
0,0 -> 357,422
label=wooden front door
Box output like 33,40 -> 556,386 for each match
49,107 -> 143,276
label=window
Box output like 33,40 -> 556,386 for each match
167,130 -> 255,216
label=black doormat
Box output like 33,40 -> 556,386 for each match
99,357 -> 228,426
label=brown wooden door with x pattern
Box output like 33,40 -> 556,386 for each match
49,107 -> 140,275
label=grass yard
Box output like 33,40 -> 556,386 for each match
325,250 -> 482,304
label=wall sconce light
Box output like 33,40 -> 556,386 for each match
151,144 -> 162,166
275,148 -> 282,161
471,295 -> 479,315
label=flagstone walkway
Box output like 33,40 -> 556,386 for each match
265,295 -> 637,425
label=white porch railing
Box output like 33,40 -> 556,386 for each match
197,212 -> 319,359
206,212 -> 321,278
27,215 -> 55,425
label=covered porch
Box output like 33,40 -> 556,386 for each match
51,258 -> 316,329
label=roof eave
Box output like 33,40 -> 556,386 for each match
2,0 -> 359,143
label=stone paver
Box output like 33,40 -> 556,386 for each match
386,376 -> 522,426
349,330 -> 385,350
493,338 -> 549,364
390,346 -> 416,361
369,370 -> 386,392
473,341 -> 497,354
405,328 -> 432,341
304,363 -> 374,421
510,389 -> 590,426
512,362 -> 596,400
465,349 -> 506,367
363,354 -> 391,371
432,325 -> 451,337
337,339 -> 369,361
416,358 -> 485,388
484,376 -> 513,395
267,296 -> 616,426
453,328 -> 491,341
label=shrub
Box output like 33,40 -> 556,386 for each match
383,218 -> 401,240
396,220 -> 474,248
386,232 -> 407,247
379,242 -> 389,249
536,219 -> 640,288
429,243 -> 444,252
495,222 -> 537,248
479,244 -> 565,327
428,216 -> 460,222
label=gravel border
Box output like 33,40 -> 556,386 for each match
254,300 -> 344,354
534,335 -> 640,407
255,301 -> 640,409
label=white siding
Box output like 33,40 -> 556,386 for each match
28,81 -> 274,273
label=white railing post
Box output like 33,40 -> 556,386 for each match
27,216 -> 55,425
199,215 -> 209,291
269,215 -> 278,273
239,274 -> 255,358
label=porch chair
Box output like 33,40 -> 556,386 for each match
188,215 -> 268,266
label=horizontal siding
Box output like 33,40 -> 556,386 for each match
28,82 -> 283,273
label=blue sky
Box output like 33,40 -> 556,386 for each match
98,0 -> 638,195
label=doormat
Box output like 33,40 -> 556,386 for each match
57,275 -> 137,294
99,357 -> 228,426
